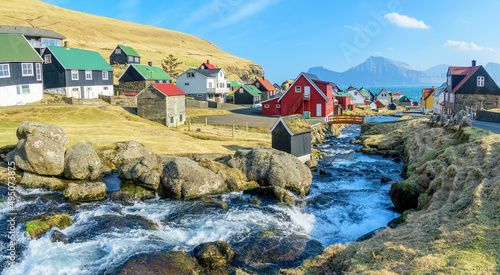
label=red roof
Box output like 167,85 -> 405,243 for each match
123,92 -> 138,96
449,67 -> 471,76
199,60 -> 216,69
452,66 -> 481,94
422,88 -> 435,101
393,92 -> 403,96
150,83 -> 186,96
254,77 -> 276,91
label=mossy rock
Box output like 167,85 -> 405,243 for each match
109,181 -> 155,203
389,181 -> 423,213
25,214 -> 72,239
194,241 -> 234,268
387,209 -> 416,229
118,251 -> 203,275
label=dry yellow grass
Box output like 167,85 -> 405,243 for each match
0,0 -> 263,82
185,108 -> 231,119
0,106 -> 270,155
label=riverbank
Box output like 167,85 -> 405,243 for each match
285,119 -> 499,274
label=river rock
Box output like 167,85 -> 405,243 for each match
24,214 -> 72,239
389,181 -> 423,213
20,172 -> 67,191
64,143 -> 102,180
161,156 -> 227,199
230,147 -> 312,197
244,186 -> 296,206
5,122 -> 67,176
118,155 -> 160,190
109,182 -> 156,203
62,182 -> 107,202
117,251 -> 203,275
356,227 -> 386,242
91,214 -> 159,233
194,241 -> 234,268
51,230 -> 69,243
100,141 -> 152,169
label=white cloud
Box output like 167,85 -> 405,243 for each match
389,47 -> 394,51
445,40 -> 494,51
383,13 -> 430,29
344,24 -> 366,32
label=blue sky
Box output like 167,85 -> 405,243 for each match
43,0 -> 500,84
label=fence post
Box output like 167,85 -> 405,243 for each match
232,125 -> 234,137
188,120 -> 191,131
245,122 -> 248,131
205,117 -> 207,126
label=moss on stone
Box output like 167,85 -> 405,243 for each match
25,214 -> 72,239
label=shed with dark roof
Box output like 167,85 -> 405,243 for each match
269,114 -> 312,162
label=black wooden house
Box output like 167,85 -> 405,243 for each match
233,85 -> 261,105
109,44 -> 140,65
269,115 -> 312,162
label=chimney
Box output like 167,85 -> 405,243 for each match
263,76 -> 265,80
64,41 -> 69,49
432,86 -> 434,90
148,61 -> 153,67
206,60 -> 210,64
472,60 -> 477,67
124,43 -> 126,47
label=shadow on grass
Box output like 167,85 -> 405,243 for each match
121,107 -> 138,115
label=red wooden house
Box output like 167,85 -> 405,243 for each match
262,72 -> 338,119
252,77 -> 278,100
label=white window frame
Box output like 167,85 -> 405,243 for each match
184,83 -> 189,86
134,57 -> 139,63
44,54 -> 52,64
256,82 -> 260,88
208,82 -> 213,88
276,104 -> 281,108
116,48 -> 121,54
295,86 -> 301,93
85,70 -> 92,80
0,64 -> 10,78
477,76 -> 485,87
36,63 -> 41,81
239,88 -> 243,93
22,63 -> 33,76
128,56 -> 134,62
264,104 -> 269,108
71,70 -> 79,80
102,71 -> 108,80
21,85 -> 30,95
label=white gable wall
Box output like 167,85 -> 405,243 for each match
0,83 -> 43,106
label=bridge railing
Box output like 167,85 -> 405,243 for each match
327,115 -> 365,125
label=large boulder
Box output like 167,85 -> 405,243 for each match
100,141 -> 152,168
24,214 -> 72,239
118,155 -> 160,190
194,241 -> 234,268
64,143 -> 102,180
161,157 -> 227,199
62,182 -> 107,202
230,147 -> 312,197
20,172 -> 68,191
117,251 -> 203,275
5,122 -> 67,176
389,181 -> 423,213
109,182 -> 156,203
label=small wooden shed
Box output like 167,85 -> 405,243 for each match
269,115 -> 312,162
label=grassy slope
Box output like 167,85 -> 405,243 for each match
284,120 -> 500,274
0,0 -> 263,82
0,106 -> 270,154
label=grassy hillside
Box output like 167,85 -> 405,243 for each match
0,0 -> 264,82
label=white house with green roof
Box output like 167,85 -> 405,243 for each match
109,44 -> 140,65
117,63 -> 172,91
0,34 -> 44,106
42,45 -> 114,99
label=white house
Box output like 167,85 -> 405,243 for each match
0,34 -> 44,107
375,88 -> 392,103
175,67 -> 230,102
432,84 -> 446,114
345,85 -> 365,106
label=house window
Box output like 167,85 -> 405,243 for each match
208,82 -> 213,88
102,71 -> 108,80
477,76 -> 485,87
21,85 -> 30,94
128,56 -> 134,62
44,54 -> 52,64
71,70 -> 79,80
85,70 -> 92,80
264,104 -> 269,108
185,83 -> 189,85
116,48 -> 121,54
227,83 -> 230,88
103,86 -> 109,90
0,64 -> 10,78
354,92 -> 358,95
239,88 -> 243,93
276,104 -> 281,108
36,63 -> 41,81
180,114 -> 183,121
170,117 -> 174,124
72,88 -> 79,92
295,86 -> 301,93
256,83 -> 260,88
135,57 -> 139,63
187,72 -> 195,78
87,87 -> 92,91
22,63 -> 33,76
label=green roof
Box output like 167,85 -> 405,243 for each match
47,46 -> 113,71
118,44 -> 140,57
399,95 -> 409,102
0,34 -> 42,62
358,88 -> 369,97
230,81 -> 241,87
243,85 -> 261,96
379,99 -> 389,105
337,92 -> 355,101
132,64 -> 172,81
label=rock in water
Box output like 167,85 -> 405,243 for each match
118,155 -> 160,190
20,172 -> 68,191
117,251 -> 203,275
194,241 -> 234,268
389,181 -> 423,213
5,122 -> 66,176
51,230 -> 69,243
64,143 -> 102,180
62,182 -> 107,202
231,147 -> 312,197
24,214 -> 72,239
161,156 -> 227,199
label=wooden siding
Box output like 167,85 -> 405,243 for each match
234,87 -> 258,104
271,122 -> 311,158
0,61 -> 43,87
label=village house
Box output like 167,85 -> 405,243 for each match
136,83 -> 186,127
117,63 -> 172,91
42,44 -> 114,98
261,72 -> 338,119
444,60 -> 500,114
420,86 -> 435,113
109,44 -> 140,65
0,25 -> 66,56
345,85 -> 365,106
370,99 -> 389,110
230,81 -> 242,92
233,85 -> 261,105
398,95 -> 412,106
176,60 -> 230,103
273,83 -> 282,93
0,34 -> 44,107
432,84 -> 447,114
358,87 -> 372,104
252,77 -> 278,101
270,114 -> 312,162
375,88 -> 392,103
336,92 -> 356,111
392,92 -> 404,101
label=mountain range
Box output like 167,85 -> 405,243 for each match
308,56 -> 500,86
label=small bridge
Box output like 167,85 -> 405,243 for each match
327,115 -> 365,125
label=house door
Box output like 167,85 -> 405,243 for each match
316,104 -> 322,117
80,88 -> 85,99
304,86 -> 310,99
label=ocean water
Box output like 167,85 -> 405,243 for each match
339,85 -> 441,102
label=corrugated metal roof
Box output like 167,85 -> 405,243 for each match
0,25 -> 66,39
242,85 -> 261,96
150,83 -> 186,96
0,34 -> 42,62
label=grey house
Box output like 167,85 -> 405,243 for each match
136,83 -> 186,127
0,25 -> 66,56
269,115 -> 312,162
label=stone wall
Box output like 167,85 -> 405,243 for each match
186,99 -> 209,108
99,95 -> 137,106
137,88 -> 167,125
456,94 -> 500,111
63,97 -> 102,105
117,81 -> 152,92
166,95 -> 186,127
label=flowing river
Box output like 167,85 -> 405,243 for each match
0,116 -> 401,274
